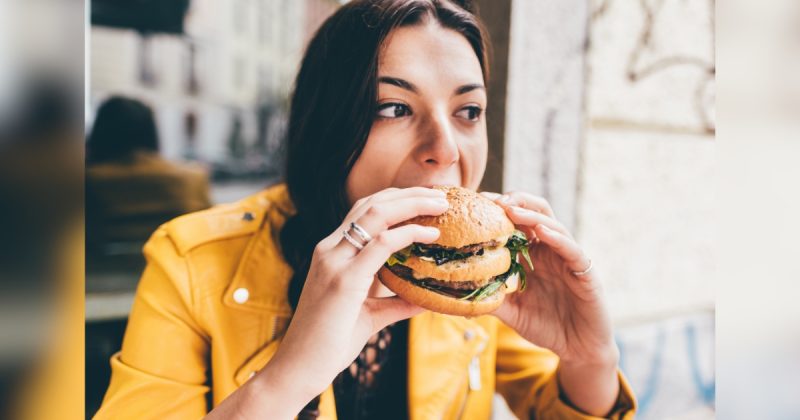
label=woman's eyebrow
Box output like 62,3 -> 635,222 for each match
454,83 -> 485,96
379,76 -> 418,93
378,76 -> 485,96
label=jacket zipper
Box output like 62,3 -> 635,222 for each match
453,356 -> 481,420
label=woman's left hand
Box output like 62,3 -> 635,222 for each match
483,191 -> 621,415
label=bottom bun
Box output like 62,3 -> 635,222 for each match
377,266 -> 505,317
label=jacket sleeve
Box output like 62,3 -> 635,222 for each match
494,321 -> 636,419
93,228 -> 210,420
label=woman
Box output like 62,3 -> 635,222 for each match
95,1 -> 636,419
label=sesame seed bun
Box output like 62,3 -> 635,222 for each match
400,186 -> 516,248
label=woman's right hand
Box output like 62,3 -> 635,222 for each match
206,187 -> 449,420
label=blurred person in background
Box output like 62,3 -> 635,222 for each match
85,96 -> 211,255
94,1 -> 636,419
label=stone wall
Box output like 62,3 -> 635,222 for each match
497,0 -> 715,418
583,0 -> 715,323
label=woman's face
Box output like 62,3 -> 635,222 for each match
346,21 -> 488,205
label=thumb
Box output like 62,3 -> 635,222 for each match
491,295 -> 519,327
365,296 -> 425,333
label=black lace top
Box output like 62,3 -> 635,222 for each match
333,320 -> 409,419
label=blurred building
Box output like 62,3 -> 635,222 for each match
90,0 -> 338,182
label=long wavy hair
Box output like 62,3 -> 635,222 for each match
280,0 -> 490,312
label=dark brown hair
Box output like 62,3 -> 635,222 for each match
86,96 -> 160,164
279,0 -> 491,416
281,0 -> 490,313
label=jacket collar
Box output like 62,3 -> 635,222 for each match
222,184 -> 295,316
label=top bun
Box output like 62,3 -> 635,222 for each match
402,185 -> 515,248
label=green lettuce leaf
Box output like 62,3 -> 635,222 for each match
505,230 -> 532,291
386,245 -> 413,266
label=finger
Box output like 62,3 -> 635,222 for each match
351,224 -> 440,278
332,196 -> 448,256
349,187 -> 446,217
481,190 -> 557,219
320,188 -> 445,252
365,296 -> 425,333
491,297 -> 516,324
516,224 -> 542,245
500,192 -> 555,218
479,191 -> 502,201
504,205 -> 571,237
535,224 -> 591,276
513,192 -> 555,217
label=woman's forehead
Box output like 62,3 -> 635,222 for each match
378,23 -> 484,90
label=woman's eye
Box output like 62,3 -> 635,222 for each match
376,103 -> 412,119
455,105 -> 483,122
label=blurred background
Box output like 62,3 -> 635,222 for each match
0,0 -> 84,419
16,0 -> 800,419
82,1 -> 716,419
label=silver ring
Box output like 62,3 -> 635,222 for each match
342,229 -> 365,250
349,222 -> 373,243
572,259 -> 593,276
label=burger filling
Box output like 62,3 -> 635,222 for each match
385,230 -> 533,302
408,239 -> 502,265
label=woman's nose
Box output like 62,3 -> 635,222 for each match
417,110 -> 459,168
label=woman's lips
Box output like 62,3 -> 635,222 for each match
398,182 -> 461,189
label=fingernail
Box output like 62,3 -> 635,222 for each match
499,194 -> 511,203
425,227 -> 441,235
480,191 -> 500,199
538,224 -> 552,233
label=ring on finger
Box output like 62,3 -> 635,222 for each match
349,222 -> 373,243
571,259 -> 593,276
342,222 -> 371,251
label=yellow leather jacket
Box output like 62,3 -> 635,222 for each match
95,184 -> 636,420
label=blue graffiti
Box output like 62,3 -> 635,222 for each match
617,327 -> 666,416
616,319 -> 716,418
685,323 -> 715,405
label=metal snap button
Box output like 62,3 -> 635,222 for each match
464,330 -> 475,340
233,287 -> 250,303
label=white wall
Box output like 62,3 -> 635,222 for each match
583,0 -> 715,322
500,2 -> 715,417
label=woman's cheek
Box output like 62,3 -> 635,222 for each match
368,122 -> 418,159
345,126 -> 407,200
460,132 -> 488,189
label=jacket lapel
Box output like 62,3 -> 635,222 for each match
222,185 -> 295,316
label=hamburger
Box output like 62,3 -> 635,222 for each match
378,186 -> 533,317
